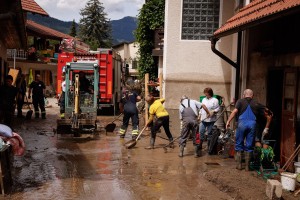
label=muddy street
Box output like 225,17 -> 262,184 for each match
1,98 -> 298,200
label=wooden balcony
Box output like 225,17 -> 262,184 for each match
152,28 -> 164,56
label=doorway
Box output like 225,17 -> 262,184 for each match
267,68 -> 284,161
281,69 -> 298,171
268,68 -> 299,170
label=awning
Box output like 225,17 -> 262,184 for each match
213,0 -> 300,39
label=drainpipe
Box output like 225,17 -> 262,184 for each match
13,49 -> 16,69
211,32 -> 242,102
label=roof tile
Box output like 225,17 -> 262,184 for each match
27,20 -> 72,39
214,0 -> 300,38
21,0 -> 48,16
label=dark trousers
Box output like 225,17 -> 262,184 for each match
17,94 -> 25,116
179,120 -> 198,146
0,105 -> 14,128
59,92 -> 65,114
33,96 -> 45,117
121,110 -> 139,130
151,116 -> 173,140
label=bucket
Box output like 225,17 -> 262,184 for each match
281,172 -> 297,191
294,162 -> 300,174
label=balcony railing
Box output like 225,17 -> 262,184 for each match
7,49 -> 58,63
7,49 -> 27,60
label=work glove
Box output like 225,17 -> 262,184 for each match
261,128 -> 269,141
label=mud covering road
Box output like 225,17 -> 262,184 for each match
1,98 -> 299,200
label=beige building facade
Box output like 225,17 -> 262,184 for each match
113,42 -> 139,79
162,0 -> 237,109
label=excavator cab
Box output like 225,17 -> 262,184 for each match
57,62 -> 99,136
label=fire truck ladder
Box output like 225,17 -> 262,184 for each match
98,53 -> 113,110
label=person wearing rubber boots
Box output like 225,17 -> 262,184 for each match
144,95 -> 174,150
28,74 -> 46,119
226,89 -> 266,171
178,95 -> 210,157
119,89 -> 141,139
199,87 -> 220,152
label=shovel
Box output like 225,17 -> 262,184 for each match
162,106 -> 230,153
105,113 -> 123,134
124,126 -> 147,149
162,135 -> 181,153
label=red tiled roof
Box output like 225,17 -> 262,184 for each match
21,0 -> 48,16
26,20 -> 72,40
26,20 -> 90,53
213,0 -> 300,38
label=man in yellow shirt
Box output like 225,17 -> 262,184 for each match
145,95 -> 174,149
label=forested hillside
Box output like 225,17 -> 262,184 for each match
27,13 -> 137,45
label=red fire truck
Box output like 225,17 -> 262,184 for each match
57,49 -> 122,113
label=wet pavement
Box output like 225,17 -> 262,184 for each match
1,98 -> 299,200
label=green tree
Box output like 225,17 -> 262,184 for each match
69,19 -> 77,37
135,0 -> 165,79
79,0 -> 112,50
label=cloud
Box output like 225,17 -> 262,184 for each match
35,0 -> 144,22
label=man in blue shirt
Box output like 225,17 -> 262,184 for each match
226,89 -> 266,171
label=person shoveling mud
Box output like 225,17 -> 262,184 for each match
144,95 -> 174,150
118,89 -> 141,140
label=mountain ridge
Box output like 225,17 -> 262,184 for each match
27,13 -> 137,45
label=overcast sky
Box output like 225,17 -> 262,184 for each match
35,0 -> 145,22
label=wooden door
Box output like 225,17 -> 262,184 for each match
280,69 -> 298,171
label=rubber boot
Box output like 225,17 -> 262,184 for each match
42,113 -> 46,119
236,151 -> 242,170
199,141 -> 203,150
178,145 -> 184,157
35,113 -> 39,119
245,152 -> 252,171
168,138 -> 175,148
119,128 -> 126,138
145,138 -> 155,149
194,145 -> 200,158
207,139 -> 211,151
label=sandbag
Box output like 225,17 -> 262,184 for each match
0,124 -> 13,137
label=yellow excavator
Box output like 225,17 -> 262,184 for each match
56,62 -> 99,137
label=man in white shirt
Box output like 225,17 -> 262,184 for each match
199,88 -> 220,152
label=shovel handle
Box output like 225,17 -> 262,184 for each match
135,126 -> 147,141
162,135 -> 181,148
110,113 -> 123,124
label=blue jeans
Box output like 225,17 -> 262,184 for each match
199,121 -> 215,141
235,120 -> 256,152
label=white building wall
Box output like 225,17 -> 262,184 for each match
163,0 -> 235,109
113,42 -> 139,76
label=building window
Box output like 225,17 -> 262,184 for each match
132,59 -> 138,69
181,0 -> 220,40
